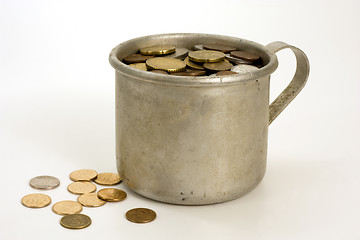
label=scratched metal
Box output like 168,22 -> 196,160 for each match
109,33 -> 309,205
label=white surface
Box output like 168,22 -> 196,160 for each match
1,0 -> 360,239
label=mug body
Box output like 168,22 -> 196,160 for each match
109,33 -> 278,205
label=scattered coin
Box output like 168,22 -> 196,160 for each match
94,172 -> 121,185
230,50 -> 260,62
188,50 -> 225,63
140,45 -> 176,56
21,193 -> 51,208
184,57 -> 205,70
123,54 -> 154,64
97,188 -> 127,202
29,175 -> 60,190
203,44 -> 237,53
68,181 -> 96,195
146,57 -> 186,73
78,193 -> 106,207
231,64 -> 259,74
70,169 -> 98,182
165,48 -> 189,59
52,200 -> 83,215
22,169 -> 158,229
204,60 -> 233,71
129,63 -> 147,71
60,214 -> 92,229
149,70 -> 169,74
171,69 -> 206,76
216,70 -> 238,76
126,208 -> 157,223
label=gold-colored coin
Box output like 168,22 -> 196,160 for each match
77,193 -> 106,207
21,193 -> 51,208
146,57 -> 186,73
126,208 -> 157,223
203,60 -> 233,71
97,188 -> 127,202
129,63 -> 147,71
93,172 -> 122,186
70,169 -> 98,181
67,181 -> 96,195
188,50 -> 225,63
52,200 -> 83,215
60,214 -> 91,229
184,57 -> 205,70
140,45 -> 176,56
171,69 -> 206,76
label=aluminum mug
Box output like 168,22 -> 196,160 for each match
109,33 -> 309,205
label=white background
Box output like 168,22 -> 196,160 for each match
1,0 -> 360,239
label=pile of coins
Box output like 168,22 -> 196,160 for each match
122,44 -> 262,76
21,170 -> 156,229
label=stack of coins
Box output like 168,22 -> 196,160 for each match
121,44 -> 262,76
21,170 -> 156,229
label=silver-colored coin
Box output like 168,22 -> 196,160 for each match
166,48 -> 189,59
231,64 -> 259,74
193,45 -> 204,51
30,175 -> 60,190
225,54 -> 254,64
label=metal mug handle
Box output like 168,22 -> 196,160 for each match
266,41 -> 310,125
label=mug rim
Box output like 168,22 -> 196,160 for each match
109,33 -> 278,86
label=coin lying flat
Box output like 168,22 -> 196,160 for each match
97,188 -> 127,202
171,69 -> 206,76
60,214 -> 91,229
52,200 -> 83,215
21,193 -> 51,208
146,57 -> 186,73
203,44 -> 237,53
216,70 -> 238,76
204,60 -> 233,71
184,57 -> 205,70
231,64 -> 259,74
129,63 -> 147,71
123,54 -> 154,64
126,208 -> 157,223
70,169 -> 98,182
93,173 -> 121,185
140,45 -> 176,56
68,182 -> 96,195
166,48 -> 189,59
77,193 -> 106,207
29,175 -> 60,190
188,50 -> 225,63
230,51 -> 260,62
